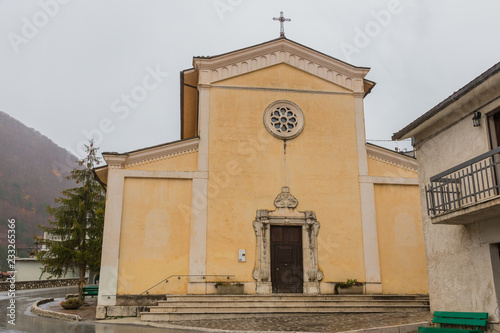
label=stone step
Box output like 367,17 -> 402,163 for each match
162,294 -> 429,302
141,306 -> 430,322
141,295 -> 430,322
150,304 -> 430,313
156,300 -> 429,308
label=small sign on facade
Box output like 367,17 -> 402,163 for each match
238,249 -> 246,262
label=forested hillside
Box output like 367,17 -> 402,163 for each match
0,111 -> 78,271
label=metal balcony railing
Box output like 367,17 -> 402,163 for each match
426,146 -> 500,217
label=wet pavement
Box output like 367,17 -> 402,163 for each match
0,286 -> 189,333
166,312 -> 430,332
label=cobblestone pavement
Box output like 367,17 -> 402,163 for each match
168,312 -> 431,332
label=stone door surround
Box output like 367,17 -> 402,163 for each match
252,187 -> 323,294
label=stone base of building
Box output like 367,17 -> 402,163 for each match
96,294 -> 167,319
96,282 -> 383,319
487,324 -> 500,333
255,282 -> 272,294
304,282 -> 320,295
365,282 -> 383,294
96,305 -> 138,319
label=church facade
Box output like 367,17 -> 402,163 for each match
94,38 -> 428,317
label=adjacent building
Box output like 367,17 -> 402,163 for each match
393,62 -> 500,324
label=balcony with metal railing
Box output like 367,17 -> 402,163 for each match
425,146 -> 500,224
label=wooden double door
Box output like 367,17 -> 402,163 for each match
270,226 -> 303,293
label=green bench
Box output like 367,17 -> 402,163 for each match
419,311 -> 488,333
82,285 -> 99,300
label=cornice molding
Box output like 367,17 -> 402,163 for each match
102,138 -> 199,169
102,155 -> 127,169
366,144 -> 418,173
123,139 -> 199,168
194,39 -> 369,93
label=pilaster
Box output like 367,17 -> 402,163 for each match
354,93 -> 382,293
188,84 -> 210,293
98,156 -> 126,306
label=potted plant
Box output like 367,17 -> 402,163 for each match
334,279 -> 364,295
215,282 -> 244,295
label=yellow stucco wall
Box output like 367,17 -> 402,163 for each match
374,184 -> 428,294
367,156 -> 417,178
111,62 -> 428,296
125,151 -> 198,171
117,178 -> 192,295
206,64 -> 366,284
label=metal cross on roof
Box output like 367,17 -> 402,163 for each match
273,11 -> 291,38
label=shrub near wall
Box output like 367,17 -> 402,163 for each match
0,278 -> 83,291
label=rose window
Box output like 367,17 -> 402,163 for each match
263,100 -> 304,140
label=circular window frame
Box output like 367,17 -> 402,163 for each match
263,100 -> 305,140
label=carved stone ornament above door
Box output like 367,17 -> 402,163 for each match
252,186 -> 323,294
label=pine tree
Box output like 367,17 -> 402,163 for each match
36,140 -> 105,301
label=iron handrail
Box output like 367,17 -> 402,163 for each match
140,274 -> 235,295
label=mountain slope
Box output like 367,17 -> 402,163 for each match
0,111 -> 78,270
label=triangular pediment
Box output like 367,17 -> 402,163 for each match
213,63 -> 352,93
193,38 -> 374,94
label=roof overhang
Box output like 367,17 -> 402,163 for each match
94,137 -> 200,186
393,62 -> 500,141
193,38 -> 375,97
366,143 -> 417,171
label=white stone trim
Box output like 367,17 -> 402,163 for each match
123,139 -> 199,168
366,144 -> 418,173
102,139 -> 199,169
98,168 -> 125,306
353,95 -> 383,294
359,182 -> 382,293
252,187 -> 322,295
103,155 -> 127,169
188,86 -> 210,293
359,175 -> 419,185
124,148 -> 198,168
194,39 -> 370,93
355,97 -> 369,176
121,170 -> 207,179
188,178 -> 208,293
211,85 -> 354,95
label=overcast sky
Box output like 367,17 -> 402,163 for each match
1,0 -> 499,160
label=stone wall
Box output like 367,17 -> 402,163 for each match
96,295 -> 167,319
0,278 -> 83,291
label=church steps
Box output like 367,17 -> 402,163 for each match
160,294 -> 429,302
141,306 -> 429,322
155,300 -> 429,308
149,305 -> 430,313
140,295 -> 430,322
